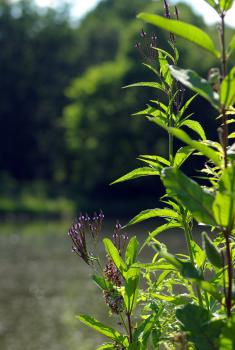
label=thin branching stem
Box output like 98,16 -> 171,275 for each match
126,312 -> 133,343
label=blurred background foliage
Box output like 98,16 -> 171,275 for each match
0,0 -> 233,217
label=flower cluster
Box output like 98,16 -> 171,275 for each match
163,0 -> 179,43
113,221 -> 128,256
68,210 -> 104,265
135,29 -> 158,64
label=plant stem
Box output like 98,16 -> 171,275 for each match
224,229 -> 233,317
183,220 -> 203,307
126,312 -> 133,343
120,313 -> 129,335
220,12 -> 227,79
220,12 -> 228,168
219,12 -> 233,318
168,131 -> 173,165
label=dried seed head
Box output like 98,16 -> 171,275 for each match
104,259 -> 122,287
103,290 -> 124,314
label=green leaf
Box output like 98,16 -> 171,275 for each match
191,241 -> 206,268
125,236 -> 139,267
202,232 -> 222,268
139,155 -> 170,166
181,261 -> 202,280
158,51 -> 173,86
173,146 -> 194,168
181,119 -> 206,140
92,275 -> 112,291
78,315 -> 128,346
213,165 -> 235,228
111,167 -> 159,185
219,314 -> 235,349
156,246 -> 183,269
179,94 -> 198,119
132,106 -> 165,119
203,0 -> 218,9
162,167 -> 217,225
228,132 -> 235,139
96,344 -> 115,350
123,82 -> 165,93
133,315 -> 156,347
124,266 -> 140,313
169,66 -> 219,109
103,239 -> 127,275
197,280 -> 222,301
141,222 -> 182,250
176,304 -> 223,350
169,128 -> 222,166
219,0 -> 234,11
153,47 -> 174,62
126,208 -> 180,227
220,66 -> 235,107
137,13 -> 220,57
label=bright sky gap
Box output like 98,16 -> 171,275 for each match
34,0 -> 235,27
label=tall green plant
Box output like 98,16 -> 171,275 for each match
67,1 -> 235,349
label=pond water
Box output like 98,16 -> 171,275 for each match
0,218 -> 192,350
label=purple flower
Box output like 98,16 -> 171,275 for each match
68,210 -> 104,265
112,221 -> 128,256
163,0 -> 171,19
135,30 -> 158,65
140,28 -> 147,38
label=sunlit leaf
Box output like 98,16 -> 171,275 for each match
203,0 -> 218,10
170,66 -> 219,109
181,119 -> 206,140
123,81 -> 166,93
219,0 -> 234,11
126,208 -> 180,227
173,146 -> 194,168
191,241 -> 206,268
137,13 -> 220,57
96,344 -> 115,350
179,94 -> 198,119
92,275 -> 112,291
162,167 -> 217,225
213,165 -> 235,228
197,280 -> 222,301
141,222 -> 182,250
103,239 -> 127,275
158,51 -> 173,86
123,266 -> 140,313
111,167 -> 159,185
78,315 -> 128,346
125,236 -> 139,267
228,132 -> 235,139
220,66 -> 235,107
133,315 -> 156,347
202,232 -> 222,268
169,128 -> 222,166
139,155 -> 170,166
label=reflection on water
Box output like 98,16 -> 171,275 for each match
0,219 -> 190,350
